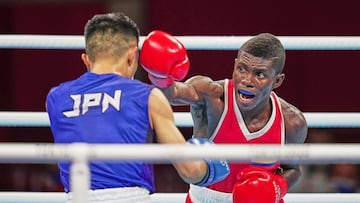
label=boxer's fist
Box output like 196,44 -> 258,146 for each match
233,167 -> 288,203
187,138 -> 230,187
140,30 -> 190,88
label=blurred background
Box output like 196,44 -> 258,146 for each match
0,0 -> 359,193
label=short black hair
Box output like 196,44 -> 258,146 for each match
239,33 -> 286,74
84,12 -> 140,61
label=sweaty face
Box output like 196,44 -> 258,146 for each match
232,51 -> 278,111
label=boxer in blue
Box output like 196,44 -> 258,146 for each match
46,12 -> 229,203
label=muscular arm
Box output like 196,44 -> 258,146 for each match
160,75 -> 222,105
148,88 -> 208,184
279,98 -> 308,188
160,75 -> 225,138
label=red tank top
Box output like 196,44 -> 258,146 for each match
208,79 -> 285,193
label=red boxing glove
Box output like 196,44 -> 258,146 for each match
140,30 -> 190,88
233,167 -> 288,203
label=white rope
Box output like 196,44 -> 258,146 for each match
0,143 -> 360,164
1,34 -> 360,50
0,111 -> 359,128
1,143 -> 360,203
1,192 -> 359,203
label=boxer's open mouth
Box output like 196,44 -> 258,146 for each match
238,89 -> 255,99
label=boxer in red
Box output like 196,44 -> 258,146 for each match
140,31 -> 308,203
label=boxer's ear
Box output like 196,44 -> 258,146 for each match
81,53 -> 91,71
272,73 -> 285,89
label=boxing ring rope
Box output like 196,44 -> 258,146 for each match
1,34 -> 360,50
1,34 -> 360,202
0,111 -> 360,128
0,192 -> 359,203
1,143 -> 360,203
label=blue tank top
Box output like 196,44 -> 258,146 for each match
46,72 -> 155,193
